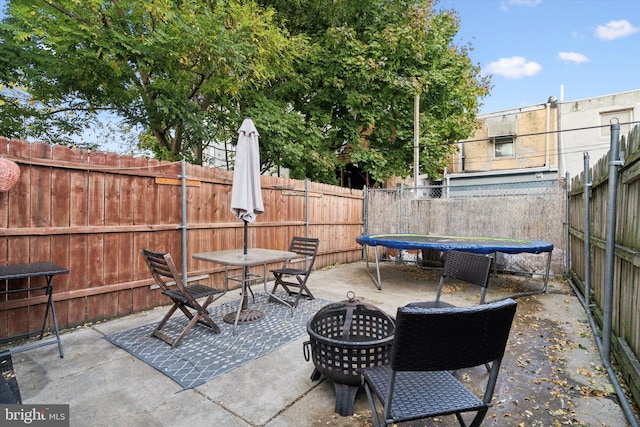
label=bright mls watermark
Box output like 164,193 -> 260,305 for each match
0,405 -> 69,426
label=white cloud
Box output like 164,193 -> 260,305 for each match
485,57 -> 542,79
558,51 -> 590,64
595,19 -> 639,40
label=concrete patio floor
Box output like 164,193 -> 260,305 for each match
7,260 -> 638,426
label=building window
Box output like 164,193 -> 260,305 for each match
600,109 -> 632,137
494,135 -> 515,157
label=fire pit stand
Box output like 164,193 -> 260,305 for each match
303,292 -> 395,416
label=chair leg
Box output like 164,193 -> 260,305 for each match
151,303 -> 183,345
292,286 -> 312,306
177,304 -> 196,321
363,382 -> 384,427
171,313 -> 202,347
264,278 -> 294,315
196,296 -> 221,333
268,274 -> 291,301
152,298 -> 222,347
296,273 -> 314,297
155,303 -> 179,331
468,407 -> 489,427
270,274 -> 289,295
291,275 -> 314,306
270,273 -> 314,307
168,303 -> 221,348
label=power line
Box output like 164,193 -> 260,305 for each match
433,120 -> 639,168
459,141 -> 613,168
451,120 -> 640,145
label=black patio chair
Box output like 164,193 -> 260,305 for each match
140,248 -> 226,347
407,250 -> 493,309
268,237 -> 320,308
362,298 -> 517,427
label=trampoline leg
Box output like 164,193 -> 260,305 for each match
542,251 -> 552,293
362,244 -> 383,290
374,246 -> 382,290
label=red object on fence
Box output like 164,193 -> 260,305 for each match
0,157 -> 20,192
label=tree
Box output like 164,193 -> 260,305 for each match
0,0 -> 300,161
260,0 -> 490,185
1,0 -> 489,186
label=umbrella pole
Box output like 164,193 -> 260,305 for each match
244,220 -> 248,255
241,220 -> 249,311
223,218 -> 264,331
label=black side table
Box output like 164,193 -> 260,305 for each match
0,262 -> 69,358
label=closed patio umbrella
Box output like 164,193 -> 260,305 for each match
231,118 -> 264,242
227,118 -> 265,325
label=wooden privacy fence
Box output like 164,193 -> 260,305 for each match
0,137 -> 363,339
568,125 -> 640,405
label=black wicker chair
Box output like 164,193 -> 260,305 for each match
362,299 -> 517,427
141,248 -> 226,347
269,237 -> 319,307
408,250 -> 493,308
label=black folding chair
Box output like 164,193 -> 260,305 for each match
407,250 -> 493,308
268,237 -> 319,308
363,299 -> 517,427
141,248 -> 226,347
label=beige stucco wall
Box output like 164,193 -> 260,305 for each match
450,104 -> 557,174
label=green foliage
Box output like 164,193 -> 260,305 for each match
1,0 -> 299,157
0,0 -> 489,185
261,0 -> 490,184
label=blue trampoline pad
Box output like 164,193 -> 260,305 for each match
356,234 -> 553,255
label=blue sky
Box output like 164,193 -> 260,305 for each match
437,0 -> 640,113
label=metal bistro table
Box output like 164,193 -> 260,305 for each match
193,249 -> 298,334
0,262 -> 69,358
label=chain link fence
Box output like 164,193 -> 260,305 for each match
363,179 -> 566,275
413,178 -> 560,199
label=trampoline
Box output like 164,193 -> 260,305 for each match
356,233 -> 554,293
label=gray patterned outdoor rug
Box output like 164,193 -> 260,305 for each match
105,292 -> 330,389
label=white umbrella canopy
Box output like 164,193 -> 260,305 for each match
230,118 -> 264,224
227,118 -> 266,326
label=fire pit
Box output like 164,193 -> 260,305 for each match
303,292 -> 395,416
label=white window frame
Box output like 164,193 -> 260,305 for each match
493,134 -> 515,158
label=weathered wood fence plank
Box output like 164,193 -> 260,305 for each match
569,124 -> 640,406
